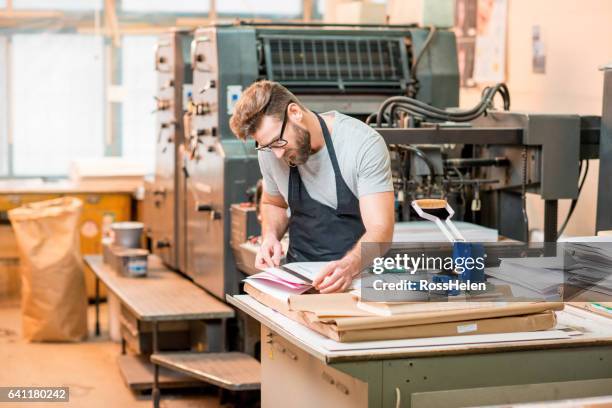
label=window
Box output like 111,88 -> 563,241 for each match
11,34 -> 105,176
121,35 -> 157,174
13,0 -> 102,10
0,37 -> 7,176
0,0 -> 6,8
121,0 -> 209,13
217,0 -> 301,17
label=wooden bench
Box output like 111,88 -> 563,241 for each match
84,255 -> 260,407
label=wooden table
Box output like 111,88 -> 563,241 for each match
84,255 -> 235,407
228,294 -> 612,408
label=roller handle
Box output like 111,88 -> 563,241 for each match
412,199 -> 447,210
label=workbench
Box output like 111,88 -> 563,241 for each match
84,255 -> 252,407
228,294 -> 612,408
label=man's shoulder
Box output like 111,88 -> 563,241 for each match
334,111 -> 377,136
332,112 -> 385,152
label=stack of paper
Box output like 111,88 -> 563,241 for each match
393,221 -> 498,242
563,242 -> 612,297
243,263 -> 322,300
248,268 -> 311,290
485,257 -> 565,301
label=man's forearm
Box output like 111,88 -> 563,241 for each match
344,226 -> 393,274
261,203 -> 289,239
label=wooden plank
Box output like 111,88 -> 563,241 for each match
151,352 -> 261,391
117,354 -> 203,391
85,255 -> 234,321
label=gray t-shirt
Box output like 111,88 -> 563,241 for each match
258,111 -> 393,209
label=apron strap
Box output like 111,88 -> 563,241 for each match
314,113 -> 344,181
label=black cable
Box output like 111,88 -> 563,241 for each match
376,83 -> 510,127
558,160 -> 589,238
390,144 -> 437,196
386,100 -> 488,125
408,27 -> 437,98
403,83 -> 509,116
394,144 -> 437,179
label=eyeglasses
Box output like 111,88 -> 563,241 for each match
254,102 -> 290,152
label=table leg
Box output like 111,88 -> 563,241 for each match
95,277 -> 100,336
121,337 -> 126,355
221,318 -> 227,352
206,319 -> 226,352
152,321 -> 160,408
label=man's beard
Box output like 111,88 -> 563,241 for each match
283,123 -> 311,167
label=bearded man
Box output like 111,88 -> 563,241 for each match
229,81 -> 394,293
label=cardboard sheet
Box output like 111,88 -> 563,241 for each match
324,302 -> 564,331
309,311 -> 556,342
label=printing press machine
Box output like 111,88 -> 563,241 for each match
142,18 -> 612,321
139,23 -> 612,405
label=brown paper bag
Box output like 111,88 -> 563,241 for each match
9,197 -> 88,341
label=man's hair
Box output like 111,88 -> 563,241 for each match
229,80 -> 302,141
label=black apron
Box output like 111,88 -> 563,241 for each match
286,113 -> 366,262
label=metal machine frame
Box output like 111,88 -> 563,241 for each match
376,109 -> 605,242
144,29 -> 193,272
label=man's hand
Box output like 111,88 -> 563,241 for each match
255,233 -> 283,270
312,254 -> 360,294
312,191 -> 395,294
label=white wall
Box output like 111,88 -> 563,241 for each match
460,0 -> 612,237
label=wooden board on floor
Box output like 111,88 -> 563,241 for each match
117,354 -> 204,391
